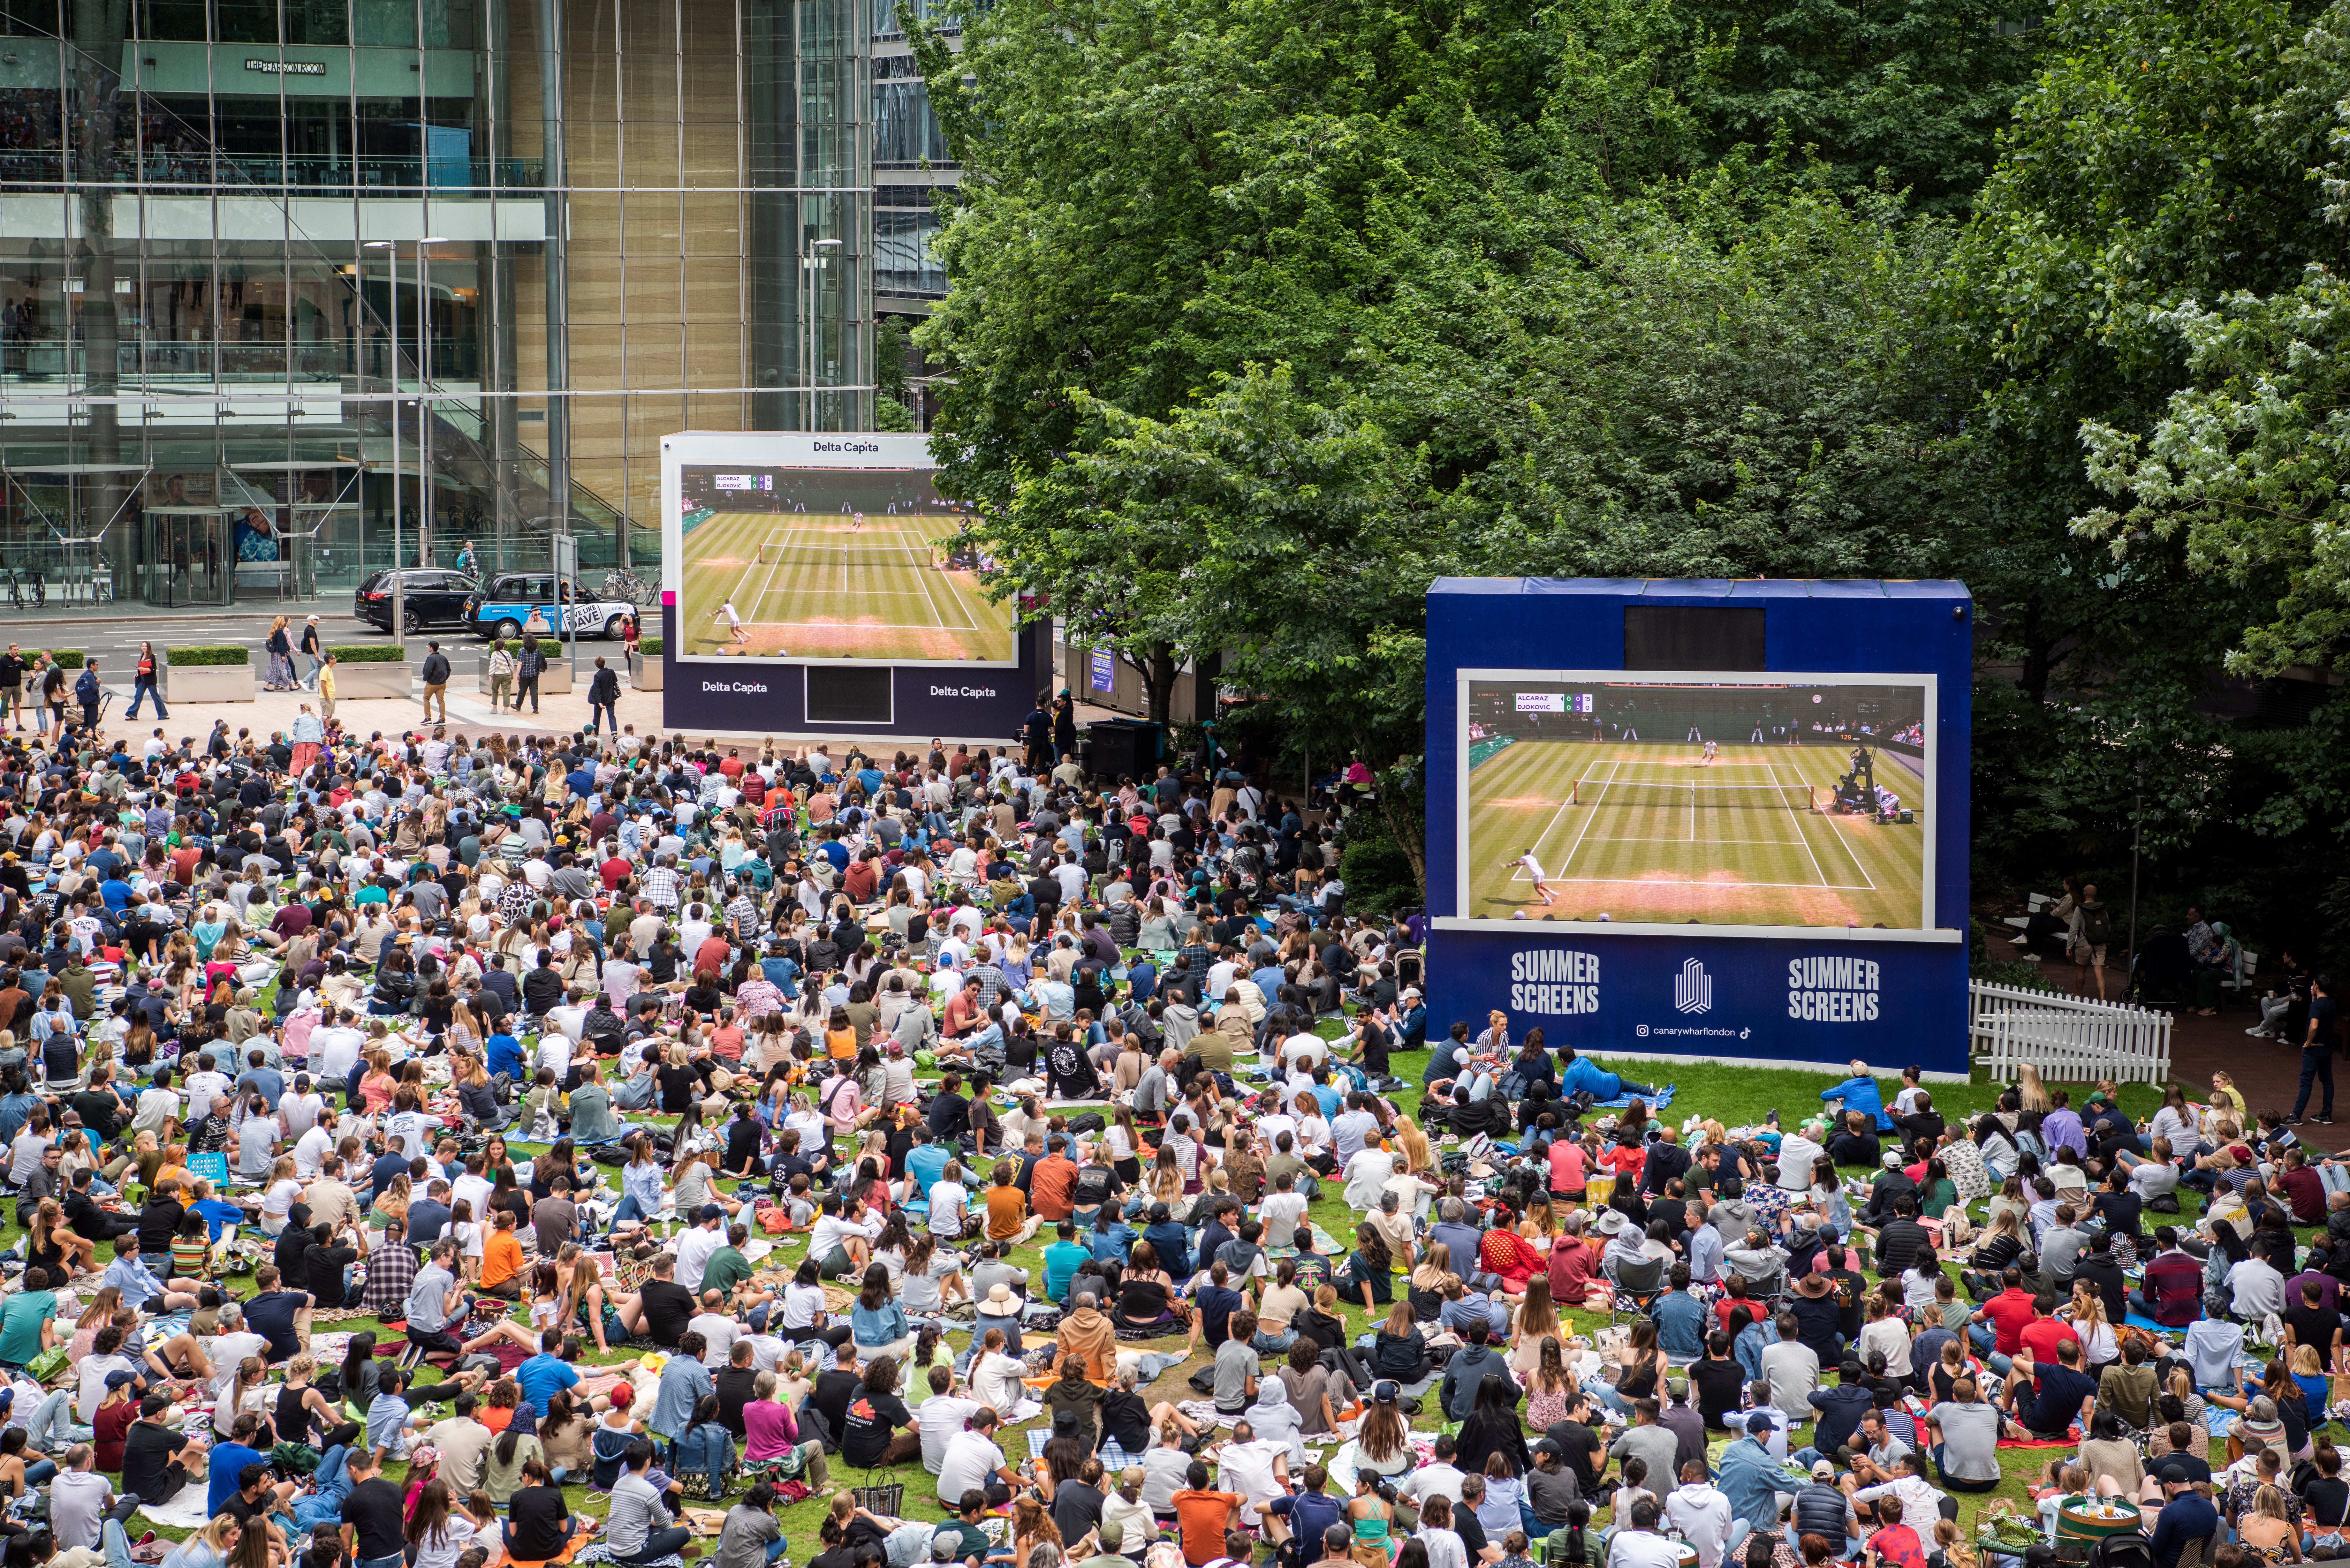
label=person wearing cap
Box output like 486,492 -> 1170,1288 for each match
2150,1459 -> 2220,1568
1784,1459 -> 1857,1557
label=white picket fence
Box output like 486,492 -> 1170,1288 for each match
1968,979 -> 2175,1085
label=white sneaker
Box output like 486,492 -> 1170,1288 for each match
2247,1026 -> 2273,1037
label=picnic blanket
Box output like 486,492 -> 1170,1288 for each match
1589,1085 -> 1679,1113
137,1487 -> 216,1531
1998,1431 -> 2082,1448
1263,1225 -> 1346,1259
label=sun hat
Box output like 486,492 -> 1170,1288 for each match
986,1282 -> 1015,1307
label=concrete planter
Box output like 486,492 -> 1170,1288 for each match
326,663 -> 413,699
630,651 -> 663,691
477,658 -> 573,696
162,663 -> 255,703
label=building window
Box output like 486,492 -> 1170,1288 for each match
874,208 -> 944,297
873,73 -> 950,167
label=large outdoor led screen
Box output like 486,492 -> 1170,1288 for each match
663,433 -> 1015,666
1459,671 -> 1935,931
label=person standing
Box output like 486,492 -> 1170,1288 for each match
515,637 -> 544,714
318,652 -> 339,727
74,659 -> 102,734
299,614 -> 325,688
265,614 -> 294,690
588,657 -> 620,736
420,641 -> 451,723
127,642 -> 165,720
2291,975 -> 2339,1127
0,643 -> 27,732
2067,882 -> 2112,1002
39,655 -> 64,734
487,640 -> 516,712
291,704 -> 324,776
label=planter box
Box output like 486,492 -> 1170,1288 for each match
327,663 -> 413,700
477,659 -> 573,697
162,663 -> 255,703
630,651 -> 663,691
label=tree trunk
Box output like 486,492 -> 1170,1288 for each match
1373,762 -> 1428,904
1133,643 -> 1178,724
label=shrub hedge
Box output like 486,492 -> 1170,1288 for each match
326,644 -> 405,663
164,646 -> 249,667
638,637 -> 663,656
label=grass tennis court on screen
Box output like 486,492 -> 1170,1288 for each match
1465,740 -> 1928,927
675,510 -> 1017,662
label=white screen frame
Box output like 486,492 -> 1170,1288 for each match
1448,667 -> 1949,943
659,430 -> 1017,670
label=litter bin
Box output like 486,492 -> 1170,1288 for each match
1086,718 -> 1165,783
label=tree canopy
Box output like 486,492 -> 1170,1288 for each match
907,0 -> 2350,953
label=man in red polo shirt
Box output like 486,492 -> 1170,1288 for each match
942,975 -> 987,1039
1969,1267 -> 2040,1358
2016,1293 -> 2081,1367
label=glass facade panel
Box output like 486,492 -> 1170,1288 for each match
0,0 -> 877,611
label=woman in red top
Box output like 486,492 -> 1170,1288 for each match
1478,1211 -> 1544,1295
128,642 -> 164,721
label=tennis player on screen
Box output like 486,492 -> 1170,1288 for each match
1702,737 -> 1719,764
1508,849 -> 1557,906
712,599 -> 752,645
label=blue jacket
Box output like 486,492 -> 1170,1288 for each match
1824,1074 -> 1893,1131
1559,1055 -> 1624,1103
1716,1437 -> 1784,1528
1142,1221 -> 1192,1278
649,1356 -> 714,1440
1807,1382 -> 1875,1454
851,1299 -> 910,1348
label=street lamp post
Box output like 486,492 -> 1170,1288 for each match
417,237 -> 445,568
363,239 -> 402,654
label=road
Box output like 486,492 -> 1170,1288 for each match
6,606 -> 623,687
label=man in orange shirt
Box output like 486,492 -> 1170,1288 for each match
985,1160 -> 1040,1245
479,1210 -> 527,1298
1170,1462 -> 1245,1565
1029,1134 -> 1080,1223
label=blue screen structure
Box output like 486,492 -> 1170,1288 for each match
1425,579 -> 1973,1076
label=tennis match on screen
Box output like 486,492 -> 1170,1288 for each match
1462,674 -> 1932,929
673,462 -> 1018,664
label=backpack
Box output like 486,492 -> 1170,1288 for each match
2082,1532 -> 2154,1568
2080,902 -> 2112,947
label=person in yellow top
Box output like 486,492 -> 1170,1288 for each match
480,1209 -> 527,1299
317,652 -> 338,724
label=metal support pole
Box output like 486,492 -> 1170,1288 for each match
367,240 -> 406,656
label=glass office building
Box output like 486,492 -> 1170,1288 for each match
0,0 -> 909,609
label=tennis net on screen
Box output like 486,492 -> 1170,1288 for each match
1576,780 -> 1825,810
754,541 -> 943,566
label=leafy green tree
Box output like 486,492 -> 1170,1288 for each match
1683,0 -> 2045,214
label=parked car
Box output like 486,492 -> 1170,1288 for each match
356,569 -> 479,632
463,571 -> 638,641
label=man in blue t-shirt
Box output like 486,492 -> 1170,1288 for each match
515,1331 -> 582,1416
1042,1222 -> 1091,1304
905,1128 -> 952,1196
486,1030 -> 525,1082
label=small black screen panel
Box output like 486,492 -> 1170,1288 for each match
805,666 -> 894,725
1623,606 -> 1766,671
